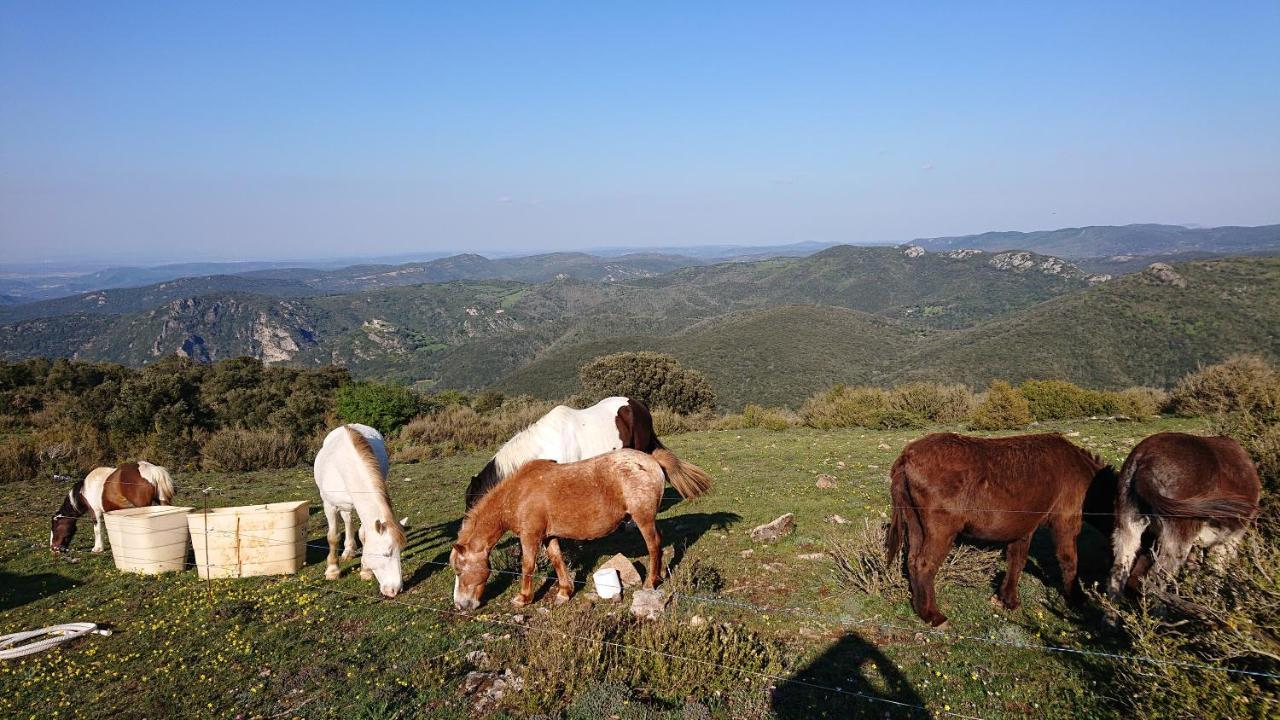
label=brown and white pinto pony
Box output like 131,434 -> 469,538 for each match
50,462 -> 176,552
464,396 -> 709,510
1107,432 -> 1260,598
451,448 -> 709,610
886,433 -> 1116,627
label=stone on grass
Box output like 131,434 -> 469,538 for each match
877,442 -> 891,450
631,589 -> 668,620
599,553 -> 643,587
826,514 -> 851,525
815,474 -> 838,489
462,669 -> 523,714
750,514 -> 795,543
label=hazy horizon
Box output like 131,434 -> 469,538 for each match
3,4 -> 1278,264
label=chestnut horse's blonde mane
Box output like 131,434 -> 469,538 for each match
344,426 -> 406,548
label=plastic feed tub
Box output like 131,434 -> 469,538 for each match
103,506 -> 194,574
188,501 -> 309,578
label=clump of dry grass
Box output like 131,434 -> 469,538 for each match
200,428 -> 306,471
827,519 -> 1001,596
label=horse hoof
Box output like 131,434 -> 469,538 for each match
932,619 -> 950,630
325,567 -> 340,580
510,595 -> 531,607
92,548 -> 104,554
360,569 -> 374,581
554,592 -> 572,606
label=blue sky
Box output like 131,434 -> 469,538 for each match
1,3 -> 1278,263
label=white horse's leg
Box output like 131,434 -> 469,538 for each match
358,524 -> 373,581
340,509 -> 357,560
91,513 -> 105,553
1107,509 -> 1147,597
324,502 -> 341,580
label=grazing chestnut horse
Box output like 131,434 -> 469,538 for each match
886,433 -> 1116,626
465,397 -> 707,510
451,448 -> 710,610
1107,432 -> 1260,598
50,462 -> 175,552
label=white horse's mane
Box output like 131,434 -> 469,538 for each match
493,411 -> 564,478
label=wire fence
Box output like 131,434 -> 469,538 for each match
5,504 -> 1278,683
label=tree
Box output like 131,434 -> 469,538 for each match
334,381 -> 421,434
579,352 -> 716,414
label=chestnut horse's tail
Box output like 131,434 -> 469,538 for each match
886,456 -> 910,566
652,446 -> 711,499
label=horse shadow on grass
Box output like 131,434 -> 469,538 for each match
0,570 -> 81,611
771,632 -> 931,719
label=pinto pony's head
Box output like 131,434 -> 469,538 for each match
360,517 -> 406,598
450,541 -> 491,611
50,484 -> 84,552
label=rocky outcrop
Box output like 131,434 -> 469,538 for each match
1142,262 -> 1187,288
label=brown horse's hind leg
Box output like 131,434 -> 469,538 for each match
512,533 -> 540,606
634,513 -> 664,589
545,538 -> 574,604
997,534 -> 1032,610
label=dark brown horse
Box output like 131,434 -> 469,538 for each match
451,447 -> 710,610
1107,432 -> 1260,598
465,396 -> 705,510
51,462 -> 175,552
886,433 -> 1116,626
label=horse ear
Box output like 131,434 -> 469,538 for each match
399,517 -> 409,528
375,518 -> 385,534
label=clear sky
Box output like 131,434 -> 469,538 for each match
1,2 -> 1278,264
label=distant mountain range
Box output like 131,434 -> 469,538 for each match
1,224 -> 1277,407
913,223 -> 1280,259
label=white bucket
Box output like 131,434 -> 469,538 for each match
103,506 -> 194,574
593,567 -> 622,599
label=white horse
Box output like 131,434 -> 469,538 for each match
50,462 -> 175,552
314,424 -> 406,598
464,396 -> 710,509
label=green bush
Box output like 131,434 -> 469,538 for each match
886,382 -> 975,423
579,352 -> 716,414
0,436 -> 41,484
1018,379 -> 1120,420
968,380 -> 1032,430
799,385 -> 889,429
1169,355 -> 1280,418
201,428 -> 306,471
334,381 -> 421,434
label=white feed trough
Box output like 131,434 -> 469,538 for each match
103,506 -> 194,574
188,501 -> 310,579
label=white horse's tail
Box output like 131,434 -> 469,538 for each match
136,461 -> 175,504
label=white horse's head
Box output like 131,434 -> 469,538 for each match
361,517 -> 406,598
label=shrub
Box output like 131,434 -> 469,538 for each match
1169,355 -> 1280,418
470,390 -> 505,414
0,436 -> 41,484
1092,520 -> 1280,718
334,381 -> 421,434
886,382 -> 975,423
201,428 -> 306,471
579,352 -> 716,414
827,519 -> 1000,597
1112,386 -> 1169,419
1017,379 -> 1120,420
799,385 -> 889,429
648,406 -> 715,436
395,404 -> 494,460
740,404 -> 798,431
968,380 -> 1032,430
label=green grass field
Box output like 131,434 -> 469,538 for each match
3,416 -> 1260,719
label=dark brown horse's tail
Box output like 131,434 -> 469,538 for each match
886,456 -> 910,565
1138,488 -> 1258,529
653,446 -> 711,499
